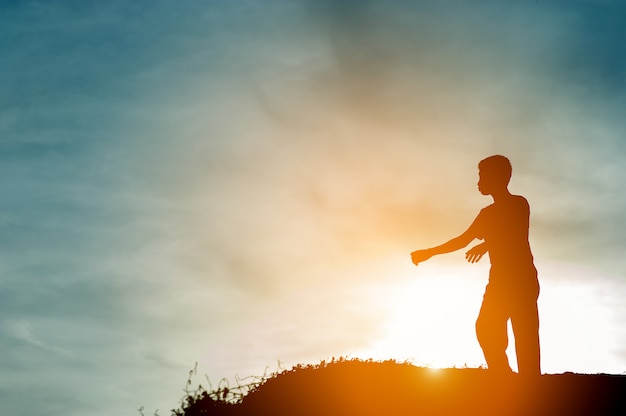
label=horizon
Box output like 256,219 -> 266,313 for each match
1,1 -> 626,415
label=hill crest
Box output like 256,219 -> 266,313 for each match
175,358 -> 626,416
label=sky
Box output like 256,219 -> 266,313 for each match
1,0 -> 626,415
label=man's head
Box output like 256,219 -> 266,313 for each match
477,155 -> 512,195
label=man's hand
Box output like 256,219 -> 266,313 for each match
465,242 -> 488,263
411,249 -> 433,266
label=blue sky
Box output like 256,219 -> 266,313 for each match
1,1 -> 626,415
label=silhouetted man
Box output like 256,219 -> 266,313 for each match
411,155 -> 540,376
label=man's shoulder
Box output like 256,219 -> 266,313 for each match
512,194 -> 530,208
478,203 -> 495,215
482,195 -> 529,214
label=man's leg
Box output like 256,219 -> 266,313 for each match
476,287 -> 512,374
511,300 -> 541,376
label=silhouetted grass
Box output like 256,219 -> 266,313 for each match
172,358 -> 626,415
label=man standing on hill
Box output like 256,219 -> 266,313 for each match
410,155 -> 541,376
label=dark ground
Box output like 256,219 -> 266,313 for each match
176,359 -> 626,416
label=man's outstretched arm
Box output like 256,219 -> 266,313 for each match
411,228 -> 477,266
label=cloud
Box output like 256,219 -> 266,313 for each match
2,319 -> 45,348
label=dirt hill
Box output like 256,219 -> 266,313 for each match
175,359 -> 625,415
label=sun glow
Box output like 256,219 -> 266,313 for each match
355,261 -> 488,369
536,261 -> 625,374
353,258 -> 625,374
